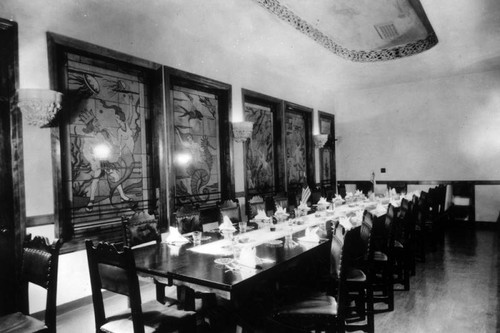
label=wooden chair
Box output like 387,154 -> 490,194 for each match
199,206 -> 221,232
0,235 -> 62,333
271,231 -> 348,333
122,211 -> 174,305
273,193 -> 289,212
174,204 -> 201,234
343,211 -> 375,333
85,240 -> 196,333
248,195 -> 265,220
218,199 -> 241,224
449,182 -> 474,224
372,204 -> 396,312
393,198 -> 414,290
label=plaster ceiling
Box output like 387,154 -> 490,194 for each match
221,0 -> 500,93
254,0 -> 437,62
6,0 -> 500,94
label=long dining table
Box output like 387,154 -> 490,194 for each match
132,214 -> 332,310
132,197 -> 400,310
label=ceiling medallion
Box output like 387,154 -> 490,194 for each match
252,0 -> 438,62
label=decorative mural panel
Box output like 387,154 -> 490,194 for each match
65,52 -> 153,229
244,102 -> 274,192
285,112 -> 307,185
321,149 -> 332,181
319,112 -> 336,186
172,86 -> 220,206
320,118 -> 331,135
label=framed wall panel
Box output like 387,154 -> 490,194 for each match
242,89 -> 284,197
284,102 -> 314,191
164,67 -> 233,221
47,33 -> 164,253
318,111 -> 336,190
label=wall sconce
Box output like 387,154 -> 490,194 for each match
17,89 -> 63,127
232,121 -> 254,142
313,134 -> 329,149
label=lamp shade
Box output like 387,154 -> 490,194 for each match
232,121 -> 254,142
17,89 -> 63,127
313,134 -> 329,148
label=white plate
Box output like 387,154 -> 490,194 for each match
214,258 -> 233,265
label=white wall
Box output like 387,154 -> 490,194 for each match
5,0 -> 500,313
2,0 -> 333,312
333,70 -> 500,222
334,70 -> 500,181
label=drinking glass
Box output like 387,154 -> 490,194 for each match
192,231 -> 202,244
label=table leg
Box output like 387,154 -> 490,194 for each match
177,285 -> 196,311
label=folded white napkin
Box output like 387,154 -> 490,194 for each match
275,205 -> 288,216
254,209 -> 268,220
298,200 -> 309,210
238,246 -> 258,267
317,197 -> 328,205
165,227 -> 190,244
350,210 -> 363,226
301,186 -> 311,204
219,215 -> 236,231
298,226 -> 321,243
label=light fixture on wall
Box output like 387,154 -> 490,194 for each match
313,134 -> 328,148
17,89 -> 63,127
232,121 -> 254,142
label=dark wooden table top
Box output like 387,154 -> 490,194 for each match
133,228 -> 330,299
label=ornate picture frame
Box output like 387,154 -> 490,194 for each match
318,111 -> 336,190
242,89 -> 284,197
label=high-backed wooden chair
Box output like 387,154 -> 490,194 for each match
372,204 -> 396,312
174,204 -> 201,234
122,211 -> 174,305
85,240 -> 196,333
218,199 -> 241,224
393,198 -> 414,290
273,193 -> 289,212
0,235 -> 62,333
343,211 -> 375,332
199,206 -> 221,232
272,231 -> 348,333
248,195 -> 265,220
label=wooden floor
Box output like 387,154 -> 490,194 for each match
56,226 -> 499,332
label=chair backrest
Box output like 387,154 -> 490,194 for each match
199,205 -> 221,231
360,211 -> 374,260
273,194 -> 289,212
22,234 -> 62,333
381,204 -> 396,253
174,204 -> 201,234
86,240 -> 146,333
122,211 -> 161,248
218,199 -> 241,224
330,229 -> 350,322
309,187 -> 323,206
248,195 -> 265,219
395,198 -> 409,242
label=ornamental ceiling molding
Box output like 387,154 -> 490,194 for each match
252,0 -> 438,62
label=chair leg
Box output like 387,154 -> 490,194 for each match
155,281 -> 166,304
366,283 -> 374,333
177,285 -> 196,311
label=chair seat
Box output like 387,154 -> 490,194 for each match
346,268 -> 366,282
0,312 -> 47,333
101,300 -> 195,333
374,251 -> 388,261
275,294 -> 338,316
